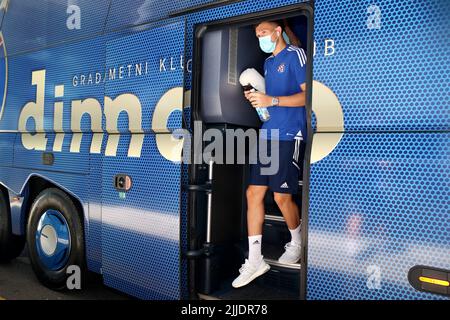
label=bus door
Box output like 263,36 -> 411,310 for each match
101,20 -> 186,300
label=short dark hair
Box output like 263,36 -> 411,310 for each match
254,19 -> 284,30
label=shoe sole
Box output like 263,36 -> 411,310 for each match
232,264 -> 271,289
278,258 -> 300,264
278,249 -> 301,264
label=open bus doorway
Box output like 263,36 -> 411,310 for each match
188,5 -> 313,300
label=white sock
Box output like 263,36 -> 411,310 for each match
289,223 -> 302,245
248,235 -> 263,265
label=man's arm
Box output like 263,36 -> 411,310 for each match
246,83 -> 306,108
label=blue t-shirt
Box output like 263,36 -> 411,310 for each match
262,45 -> 307,141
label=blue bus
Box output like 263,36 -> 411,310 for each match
0,0 -> 448,300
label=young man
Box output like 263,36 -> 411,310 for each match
232,20 -> 307,288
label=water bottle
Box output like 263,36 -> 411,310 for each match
242,85 -> 271,122
239,68 -> 270,122
255,104 -> 271,122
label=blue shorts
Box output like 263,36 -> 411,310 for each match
248,138 -> 305,194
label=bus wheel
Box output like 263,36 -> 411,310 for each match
27,188 -> 86,290
0,190 -> 25,262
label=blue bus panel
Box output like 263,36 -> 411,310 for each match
101,20 -> 185,300
1,0 -> 110,56
313,0 -> 450,132
308,132 -> 449,299
105,0 -> 216,32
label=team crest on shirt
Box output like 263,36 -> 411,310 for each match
277,63 -> 286,73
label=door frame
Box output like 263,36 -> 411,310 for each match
189,2 -> 315,300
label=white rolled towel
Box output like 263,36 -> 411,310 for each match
239,68 -> 266,93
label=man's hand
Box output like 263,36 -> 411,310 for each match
244,84 -> 307,108
247,91 -> 273,108
244,90 -> 253,101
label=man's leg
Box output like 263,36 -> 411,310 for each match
247,185 -> 269,236
246,185 -> 269,264
274,192 -> 302,242
232,185 -> 271,288
269,139 -> 304,264
273,193 -> 301,230
274,193 -> 302,263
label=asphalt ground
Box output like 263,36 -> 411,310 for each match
0,247 -> 131,300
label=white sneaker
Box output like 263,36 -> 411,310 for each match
278,241 -> 301,264
232,258 -> 270,288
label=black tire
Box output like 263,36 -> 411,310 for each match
27,188 -> 86,290
0,189 -> 25,262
